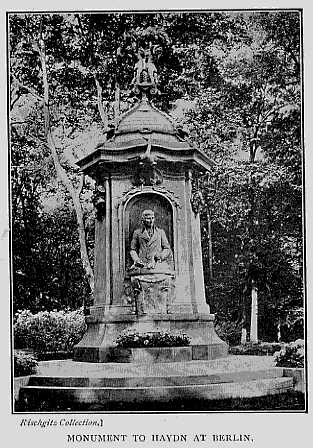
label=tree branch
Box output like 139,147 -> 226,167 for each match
11,120 -> 29,126
114,80 -> 120,127
281,23 -> 300,73
10,89 -> 23,111
93,75 -> 109,132
11,75 -> 43,102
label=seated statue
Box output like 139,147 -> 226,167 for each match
130,209 -> 173,273
129,209 -> 175,314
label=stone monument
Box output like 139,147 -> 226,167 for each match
74,50 -> 227,362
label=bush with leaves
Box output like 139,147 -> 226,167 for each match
214,321 -> 242,346
115,330 -> 191,348
274,339 -> 304,368
14,350 -> 38,377
14,308 -> 86,353
230,342 -> 284,356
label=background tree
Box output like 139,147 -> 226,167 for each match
184,11 -> 302,342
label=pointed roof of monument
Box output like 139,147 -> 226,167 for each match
101,96 -> 191,151
77,48 -> 213,174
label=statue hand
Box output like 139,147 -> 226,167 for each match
130,259 -> 144,270
146,261 -> 156,270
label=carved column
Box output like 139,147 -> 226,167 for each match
93,174 -> 111,307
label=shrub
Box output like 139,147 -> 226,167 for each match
35,351 -> 74,361
274,339 -> 304,368
14,350 -> 38,377
214,321 -> 242,346
230,342 -> 284,356
115,330 -> 191,348
14,308 -> 86,353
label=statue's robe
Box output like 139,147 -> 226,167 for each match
129,226 -> 175,314
130,226 -> 171,267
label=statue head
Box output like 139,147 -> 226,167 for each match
142,209 -> 155,228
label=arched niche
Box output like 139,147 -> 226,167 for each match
124,192 -> 174,270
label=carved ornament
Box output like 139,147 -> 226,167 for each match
116,185 -> 181,211
92,184 -> 106,218
190,188 -> 205,216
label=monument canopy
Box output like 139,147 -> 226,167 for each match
77,46 -> 213,175
77,96 -> 214,175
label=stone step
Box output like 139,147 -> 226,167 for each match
28,368 -> 284,388
18,377 -> 293,411
36,356 -> 276,378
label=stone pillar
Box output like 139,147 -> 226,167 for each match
185,170 -> 208,315
93,175 -> 111,307
250,280 -> 258,343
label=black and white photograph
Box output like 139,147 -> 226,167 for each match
7,7 -> 306,418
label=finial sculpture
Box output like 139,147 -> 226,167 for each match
131,48 -> 159,96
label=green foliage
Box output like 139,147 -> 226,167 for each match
14,350 -> 38,377
274,339 -> 304,368
214,321 -> 242,346
14,308 -> 86,352
12,202 -> 92,312
184,11 -> 303,338
115,330 -> 191,348
230,342 -> 283,356
282,308 -> 304,342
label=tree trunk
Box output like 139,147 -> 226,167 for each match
241,328 -> 247,345
277,319 -> 281,342
20,194 -> 38,300
240,287 -> 247,344
38,35 -> 95,294
247,141 -> 258,343
94,76 -> 108,135
206,210 -> 213,279
114,81 -> 120,127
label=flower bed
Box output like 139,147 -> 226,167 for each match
275,339 -> 304,368
14,350 -> 38,377
14,308 -> 86,353
115,330 -> 191,348
230,342 -> 284,356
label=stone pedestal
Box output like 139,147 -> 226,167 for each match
74,97 -> 227,362
74,313 -> 227,362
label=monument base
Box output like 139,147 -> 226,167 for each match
17,357 -> 299,412
73,312 -> 228,363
